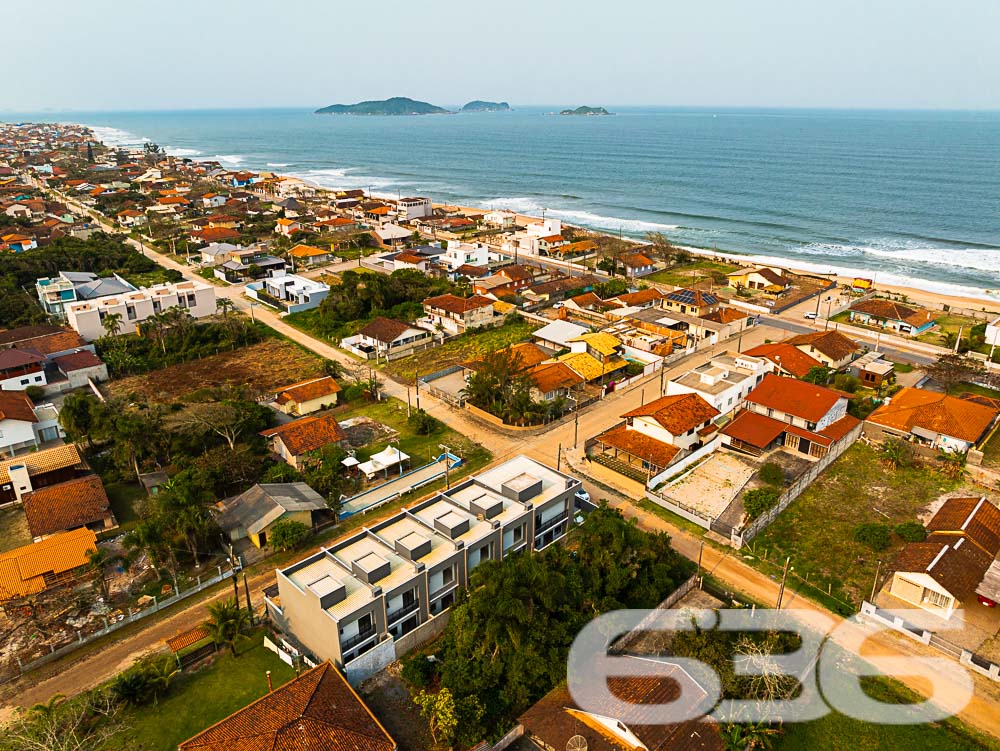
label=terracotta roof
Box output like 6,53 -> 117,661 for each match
393,252 -> 426,265
498,264 -> 535,282
611,288 -> 664,307
539,234 -> 565,243
452,264 -> 489,278
728,267 -> 788,287
817,414 -> 861,443
261,413 -> 347,456
743,343 -> 822,378
593,424 -> 681,469
622,252 -> 654,268
699,307 -> 747,325
0,348 -> 46,370
52,349 -> 104,372
0,327 -> 87,355
289,244 -> 329,258
893,533 -> 996,602
850,298 -> 934,327
0,444 -> 84,484
463,342 -> 551,373
275,376 -> 341,406
166,624 -> 211,653
623,393 -> 720,435
22,474 -> 113,539
745,373 -> 844,422
193,227 -> 241,242
179,661 -> 396,751
528,361 -> 585,394
925,496 -> 1000,557
568,292 -> 606,309
867,387 -> 998,444
0,391 -> 37,423
0,528 -> 97,602
784,330 -> 859,362
359,317 -> 413,344
720,410 -> 788,449
422,293 -> 494,315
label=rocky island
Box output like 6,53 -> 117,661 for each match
461,100 -> 511,112
315,97 -> 452,115
559,106 -> 612,116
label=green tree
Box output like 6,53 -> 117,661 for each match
101,311 -> 123,338
268,518 -> 311,551
743,488 -> 780,520
58,392 -> 103,449
853,522 -> 892,551
802,366 -> 832,385
414,688 -> 470,747
758,463 -> 784,487
879,438 -> 911,470
207,598 -> 251,656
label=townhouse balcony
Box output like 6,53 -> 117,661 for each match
534,511 -> 569,536
340,625 -> 377,653
429,581 -> 459,603
386,600 -> 420,625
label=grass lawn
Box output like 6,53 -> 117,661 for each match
778,676 -> 999,750
120,267 -> 184,288
645,259 -> 739,288
950,381 -> 1000,400
914,313 -> 981,346
750,443 -> 958,609
0,506 -> 31,553
383,320 -> 540,383
108,632 -> 296,751
105,482 -> 146,526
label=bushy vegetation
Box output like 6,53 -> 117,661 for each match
744,487 -> 781,519
0,232 -> 177,328
462,347 -> 568,426
758,462 -> 785,487
894,521 -> 927,542
853,522 -> 892,551
267,519 -> 311,551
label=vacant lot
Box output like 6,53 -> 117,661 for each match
384,320 -> 539,383
750,442 -> 960,607
645,258 -> 739,288
0,507 -> 31,553
107,339 -> 325,402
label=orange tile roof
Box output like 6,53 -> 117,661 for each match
275,376 -> 341,406
528,361 -> 585,394
622,393 -> 720,435
289,244 -> 329,258
179,661 -> 396,751
611,288 -> 664,307
261,413 -> 347,456
0,391 -> 37,423
867,387 -> 999,444
22,475 -> 114,539
850,298 -> 934,328
193,227 -> 241,242
592,424 -> 680,469
784,330 -> 859,362
622,252 -> 654,267
423,293 -> 494,315
0,528 -> 97,601
166,624 -> 211,653
745,373 -> 844,422
743,342 -> 822,378
0,444 -> 84,485
720,410 -> 788,449
700,307 -> 748,325
393,252 -> 426,265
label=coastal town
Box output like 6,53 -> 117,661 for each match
2,119 -> 1000,751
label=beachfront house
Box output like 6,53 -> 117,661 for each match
727,266 -> 791,294
665,352 -> 771,415
847,298 -> 936,336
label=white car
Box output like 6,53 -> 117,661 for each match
575,489 -> 591,504
804,311 -> 818,320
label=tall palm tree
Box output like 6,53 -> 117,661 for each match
102,312 -> 123,338
207,598 -> 250,657
216,298 -> 235,317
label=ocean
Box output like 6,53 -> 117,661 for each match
12,106 -> 1000,299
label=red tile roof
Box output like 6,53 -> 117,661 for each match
610,288 -> 664,307
622,393 -> 719,435
0,391 -> 37,423
850,298 -> 934,327
745,373 -> 845,422
528,361 -> 585,394
720,410 -> 788,449
423,293 -> 494,315
261,413 -> 347,456
275,376 -> 341,406
179,661 -> 396,751
22,475 -> 114,539
743,343 -> 822,378
867,387 -> 998,444
784,330 -> 859,362
622,252 -> 654,268
52,349 -> 104,372
593,424 -> 681,469
359,317 -> 413,344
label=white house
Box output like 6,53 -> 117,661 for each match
666,352 -> 771,415
483,209 -> 517,229
532,320 -> 590,352
341,316 -> 435,361
0,392 -> 64,456
248,273 -> 329,314
64,280 -> 216,341
396,196 -> 433,222
441,240 -> 490,271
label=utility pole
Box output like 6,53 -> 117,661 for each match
955,326 -> 964,353
557,442 -> 562,471
870,559 -> 883,602
406,387 -> 412,417
776,556 -> 791,609
573,405 -> 580,448
415,373 -> 421,411
697,541 -> 704,587
243,572 -> 254,627
640,387 -> 645,406
439,444 -> 452,488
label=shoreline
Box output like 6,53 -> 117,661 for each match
83,123 -> 1000,315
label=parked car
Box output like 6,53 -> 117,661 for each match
804,311 -> 818,320
575,488 -> 591,504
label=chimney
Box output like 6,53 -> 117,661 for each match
8,464 -> 32,501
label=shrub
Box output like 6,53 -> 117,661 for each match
24,385 -> 46,403
833,374 -> 861,393
408,408 -> 443,436
401,653 -> 438,689
894,521 -> 927,542
758,462 -> 784,487
268,519 -> 311,551
853,522 -> 892,551
743,488 -> 780,520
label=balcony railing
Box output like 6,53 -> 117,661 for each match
340,625 -> 376,652
386,600 -> 420,625
429,580 -> 459,602
534,511 -> 569,535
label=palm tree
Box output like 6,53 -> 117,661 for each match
28,693 -> 65,718
145,656 -> 180,704
215,298 -> 235,318
721,722 -> 781,751
879,439 -> 909,470
938,448 -> 968,479
101,312 -> 123,338
207,598 -> 250,657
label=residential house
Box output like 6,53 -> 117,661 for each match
662,288 -> 720,317
391,250 -> 429,272
198,241 -> 243,266
64,280 -> 216,341
450,263 -> 490,281
887,496 -> 1000,620
0,349 -> 47,391
847,350 -> 895,387
522,275 -> 599,305
374,223 -> 412,247
190,226 -> 240,245
0,444 -> 87,506
274,376 -> 341,416
247,273 -> 329,313
441,240 -> 490,271
199,193 -> 228,209
743,342 -> 822,379
421,294 -> 498,336
0,528 -> 97,603
590,393 -> 720,478
621,252 -> 656,277
720,373 -> 860,458
261,413 -> 348,470
848,299 -> 937,336
217,483 -> 331,548
177,662 -> 396,751
266,455 -> 581,667
526,361 -> 585,402
608,288 -> 666,310
274,217 -> 302,237
865,387 -> 999,453
519,658 -> 724,751
783,330 -> 860,370
726,266 -> 791,294
50,349 -> 109,389
1,233 -> 37,252
483,209 -> 517,229
22,474 -> 117,541
546,239 -> 597,259
493,264 -> 536,292
396,196 -> 433,222
341,317 -> 434,361
288,243 -> 333,267
115,208 -> 146,228
0,391 -> 64,456
0,326 -> 94,363
35,270 -> 136,318
666,352 -> 771,415
532,320 -> 590,352
216,247 -> 286,282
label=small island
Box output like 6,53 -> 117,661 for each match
461,100 -> 511,112
559,106 -> 612,116
314,97 -> 452,116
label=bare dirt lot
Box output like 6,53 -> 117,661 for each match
107,339 -> 326,402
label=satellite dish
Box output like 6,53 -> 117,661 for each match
567,735 -> 588,751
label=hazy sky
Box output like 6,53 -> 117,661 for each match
4,0 -> 998,112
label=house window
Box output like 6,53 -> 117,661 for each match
923,589 -> 950,609
441,566 -> 455,587
512,525 -> 525,544
20,379 -> 29,385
